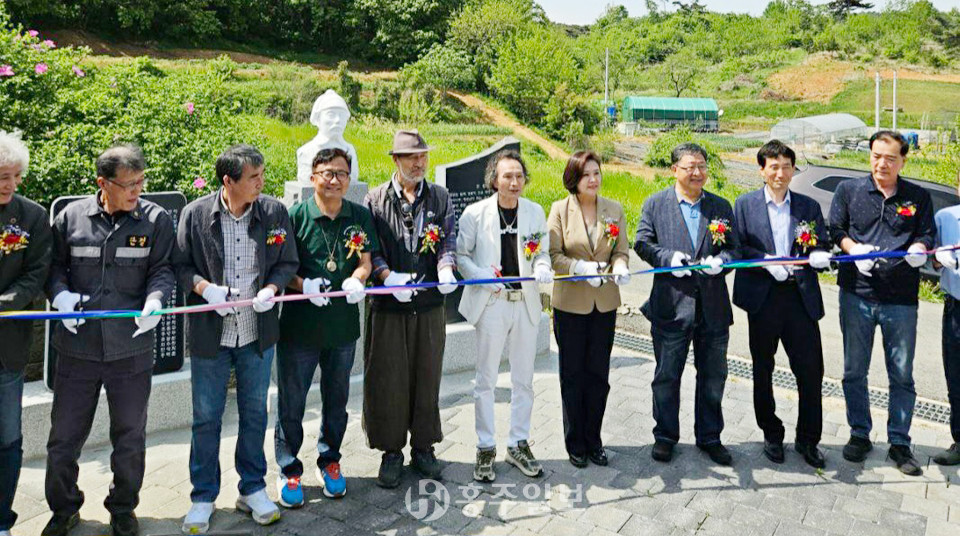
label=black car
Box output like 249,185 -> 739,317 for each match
791,164 -> 959,278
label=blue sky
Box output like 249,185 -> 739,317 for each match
538,0 -> 959,25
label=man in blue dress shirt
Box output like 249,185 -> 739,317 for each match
932,167 -> 960,466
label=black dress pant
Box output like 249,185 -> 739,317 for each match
748,283 -> 823,445
45,354 -> 153,516
554,307 -> 616,456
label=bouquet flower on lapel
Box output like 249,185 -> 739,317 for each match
896,202 -> 917,217
344,226 -> 369,259
0,224 -> 29,255
707,218 -> 730,246
266,227 -> 286,246
794,221 -> 819,252
522,231 -> 544,261
420,223 -> 443,254
603,217 -> 620,247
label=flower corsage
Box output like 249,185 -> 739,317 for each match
266,227 -> 287,246
344,226 -> 369,259
420,223 -> 443,254
603,217 -> 620,247
794,221 -> 819,252
522,231 -> 544,261
707,218 -> 731,246
0,224 -> 29,255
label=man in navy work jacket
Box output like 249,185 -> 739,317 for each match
733,140 -> 832,469
635,142 -> 740,466
828,130 -> 935,476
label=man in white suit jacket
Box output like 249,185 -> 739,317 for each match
456,150 -> 553,483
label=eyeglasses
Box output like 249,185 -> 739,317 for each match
312,170 -> 350,181
105,177 -> 147,191
676,165 -> 708,173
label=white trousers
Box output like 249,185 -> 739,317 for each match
474,295 -> 538,449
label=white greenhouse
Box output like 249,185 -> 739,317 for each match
769,113 -> 868,144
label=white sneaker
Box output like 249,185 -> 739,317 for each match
1,529 -> 13,536
181,502 -> 215,534
236,489 -> 281,526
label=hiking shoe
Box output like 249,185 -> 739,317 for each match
235,489 -> 281,526
888,445 -> 923,476
181,502 -> 214,534
276,475 -> 304,508
697,443 -> 733,466
933,443 -> 960,466
41,513 -> 79,536
317,461 -> 347,498
474,447 -> 497,482
412,448 -> 443,480
505,440 -> 543,477
842,436 -> 873,463
377,451 -> 404,488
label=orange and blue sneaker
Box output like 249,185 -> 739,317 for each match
276,475 -> 304,508
317,461 -> 347,498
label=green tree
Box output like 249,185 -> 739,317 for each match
400,43 -> 475,92
827,0 -> 874,20
656,49 -> 706,97
447,0 -> 542,89
356,0 -> 464,65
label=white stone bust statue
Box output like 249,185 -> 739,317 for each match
296,89 -> 359,185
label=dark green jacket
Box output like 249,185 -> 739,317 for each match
0,194 -> 52,371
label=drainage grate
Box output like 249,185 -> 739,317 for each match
613,331 -> 952,426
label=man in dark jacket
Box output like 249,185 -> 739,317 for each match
732,140 -> 832,469
43,144 -> 175,536
363,130 -> 458,488
635,142 -> 739,466
0,131 -> 52,536
174,145 -> 298,533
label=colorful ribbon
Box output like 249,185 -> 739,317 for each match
2,245 -> 956,322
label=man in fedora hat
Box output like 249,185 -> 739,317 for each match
363,129 -> 458,488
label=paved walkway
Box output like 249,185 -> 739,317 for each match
12,339 -> 960,536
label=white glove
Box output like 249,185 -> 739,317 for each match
52,291 -> 89,334
303,277 -> 332,307
133,298 -> 163,338
935,248 -> 959,270
252,287 -> 276,313
437,267 -> 458,295
763,255 -> 789,282
340,277 -> 365,305
384,271 -> 414,303
904,243 -> 928,268
670,251 -> 692,278
533,263 -> 554,285
701,255 -> 724,276
613,263 -> 631,286
849,243 -> 879,277
808,249 -> 833,270
479,267 -> 505,293
202,284 -> 240,317
573,259 -> 606,288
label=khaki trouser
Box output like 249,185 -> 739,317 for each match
362,306 -> 446,451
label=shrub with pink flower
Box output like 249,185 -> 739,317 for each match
72,65 -> 85,77
26,30 -> 38,38
185,102 -> 195,114
34,63 -> 48,74
0,65 -> 13,77
42,40 -> 56,49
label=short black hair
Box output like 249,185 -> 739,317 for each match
757,139 -> 796,168
869,130 -> 909,157
485,149 -> 528,191
96,144 -> 145,180
562,150 -> 601,195
312,147 -> 352,171
216,144 -> 264,185
670,142 -> 708,165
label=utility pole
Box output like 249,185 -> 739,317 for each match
875,72 -> 881,132
604,47 -> 610,105
892,70 -> 898,131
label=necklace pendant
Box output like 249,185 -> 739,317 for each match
326,260 -> 338,272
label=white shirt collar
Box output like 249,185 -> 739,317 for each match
764,186 -> 791,208
219,188 -> 254,221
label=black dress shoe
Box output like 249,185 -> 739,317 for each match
110,512 -> 139,536
888,445 -> 923,476
763,440 -> 785,464
795,442 -> 826,469
568,452 -> 588,468
697,443 -> 733,466
588,448 -> 609,466
842,436 -> 872,463
41,512 -> 80,536
651,441 -> 674,462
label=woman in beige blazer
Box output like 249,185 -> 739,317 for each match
547,150 -> 630,468
457,150 -> 554,483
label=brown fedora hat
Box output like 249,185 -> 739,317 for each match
388,129 -> 431,155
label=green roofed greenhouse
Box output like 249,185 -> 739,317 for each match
622,97 -> 720,131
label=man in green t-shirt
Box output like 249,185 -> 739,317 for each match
274,148 -> 379,506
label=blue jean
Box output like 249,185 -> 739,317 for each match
839,289 -> 918,446
650,322 -> 729,446
274,340 -> 355,478
0,369 -> 24,531
189,343 -> 275,502
942,297 -> 960,443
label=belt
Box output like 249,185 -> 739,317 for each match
495,289 -> 524,302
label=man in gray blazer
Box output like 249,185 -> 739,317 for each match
635,143 -> 739,465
